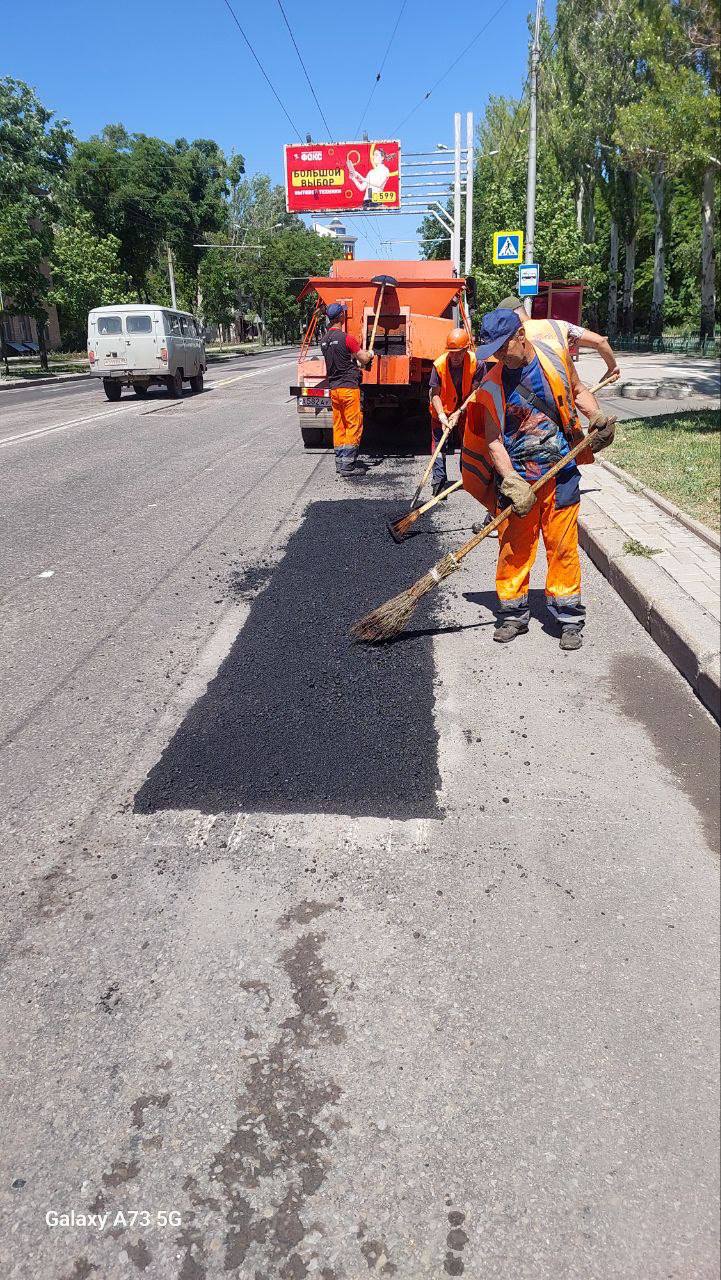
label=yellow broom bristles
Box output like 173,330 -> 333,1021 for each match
350,553 -> 460,644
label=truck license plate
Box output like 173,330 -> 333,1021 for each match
299,396 -> 330,410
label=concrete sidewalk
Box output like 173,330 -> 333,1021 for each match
580,460 -> 720,720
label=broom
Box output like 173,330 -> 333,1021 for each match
351,424 -> 608,644
387,479 -> 464,543
408,388 -> 477,510
386,369 -> 620,545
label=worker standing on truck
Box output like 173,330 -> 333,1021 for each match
497,294 -> 619,384
465,308 -> 616,650
428,329 -> 478,496
320,303 -> 374,479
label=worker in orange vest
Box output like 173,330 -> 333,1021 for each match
497,294 -> 619,385
464,308 -> 616,650
320,302 -> 374,479
428,328 -> 478,495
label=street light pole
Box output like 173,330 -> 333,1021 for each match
166,244 -> 178,310
464,111 -> 474,276
524,0 -> 543,313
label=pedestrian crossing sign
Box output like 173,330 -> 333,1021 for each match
493,230 -> 524,265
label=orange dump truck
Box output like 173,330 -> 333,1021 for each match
290,259 -> 472,448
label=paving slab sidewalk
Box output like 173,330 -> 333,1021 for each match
580,460 -> 720,721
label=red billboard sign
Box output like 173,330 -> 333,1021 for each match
284,140 -> 401,214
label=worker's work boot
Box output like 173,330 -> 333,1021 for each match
560,626 -> 583,651
493,618 -> 529,644
340,461 -> 368,480
472,511 -> 498,538
432,478 -> 453,498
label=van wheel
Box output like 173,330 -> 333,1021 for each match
166,370 -> 183,398
103,379 -> 122,401
189,370 -> 204,393
132,383 -> 149,397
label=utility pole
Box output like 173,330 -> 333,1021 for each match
166,244 -> 178,310
464,111 -> 474,276
452,112 -> 462,275
524,0 -> 543,313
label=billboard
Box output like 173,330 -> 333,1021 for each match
284,140 -> 401,214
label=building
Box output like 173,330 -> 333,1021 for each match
312,218 -> 357,261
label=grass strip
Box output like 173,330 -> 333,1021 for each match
609,410 -> 720,532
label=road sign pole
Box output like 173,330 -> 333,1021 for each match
524,0 -> 543,313
453,112 -> 462,274
464,111 -> 474,276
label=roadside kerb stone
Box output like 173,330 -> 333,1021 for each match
580,496 -> 721,721
0,372 -> 94,392
599,456 -> 721,552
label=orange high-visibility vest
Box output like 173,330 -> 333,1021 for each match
524,317 -> 573,347
461,337 -> 593,509
430,350 -> 478,421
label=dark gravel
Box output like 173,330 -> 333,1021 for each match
134,498 -> 443,818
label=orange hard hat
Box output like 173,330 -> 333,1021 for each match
446,327 -> 470,351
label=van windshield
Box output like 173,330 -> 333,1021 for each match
97,315 -> 122,335
126,315 -> 152,333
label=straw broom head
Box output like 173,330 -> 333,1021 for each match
350,553 -> 460,644
386,512 -> 416,544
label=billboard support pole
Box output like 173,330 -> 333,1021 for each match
464,112 -> 474,275
453,113 -> 462,274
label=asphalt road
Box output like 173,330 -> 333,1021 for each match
1,349 -> 718,1280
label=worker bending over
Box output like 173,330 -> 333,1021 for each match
320,302 -> 374,480
429,328 -> 477,496
497,295 -> 619,383
465,308 -> 616,650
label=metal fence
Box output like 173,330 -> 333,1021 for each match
614,333 -> 720,357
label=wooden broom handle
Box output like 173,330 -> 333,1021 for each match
368,283 -> 385,353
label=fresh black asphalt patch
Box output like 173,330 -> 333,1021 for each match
135,498 -> 443,819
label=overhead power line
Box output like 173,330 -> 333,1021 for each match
221,0 -> 302,138
276,0 -> 334,139
354,0 -> 408,137
393,0 -> 515,132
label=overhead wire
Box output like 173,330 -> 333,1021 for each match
392,0 -> 515,133
220,0 -> 303,138
276,0 -> 335,139
354,0 -> 408,137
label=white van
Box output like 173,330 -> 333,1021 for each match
88,304 -> 206,400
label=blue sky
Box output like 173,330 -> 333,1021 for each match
4,0 -> 549,259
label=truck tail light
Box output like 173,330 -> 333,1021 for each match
88,349 -> 95,364
302,386 -> 326,397
159,347 -> 168,363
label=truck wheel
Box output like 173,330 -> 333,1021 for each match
132,383 -> 149,397
301,426 -> 325,449
189,370 -> 204,393
166,369 -> 183,398
103,379 -> 122,401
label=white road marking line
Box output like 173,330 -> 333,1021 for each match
37,570 -> 55,579
0,406 -> 132,449
0,358 -> 298,448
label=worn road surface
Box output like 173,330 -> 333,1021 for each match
1,349 -> 719,1279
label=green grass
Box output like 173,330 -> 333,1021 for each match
623,538 -> 661,557
608,410 -> 720,533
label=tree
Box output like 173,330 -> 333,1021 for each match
49,215 -> 135,349
0,200 -> 52,367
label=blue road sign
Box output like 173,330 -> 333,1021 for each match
518,263 -> 540,296
492,230 -> 524,266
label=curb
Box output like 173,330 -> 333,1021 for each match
0,372 -> 94,392
598,456 -> 721,551
579,497 -> 721,722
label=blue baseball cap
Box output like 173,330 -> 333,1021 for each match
475,307 -> 521,361
326,302 -> 346,321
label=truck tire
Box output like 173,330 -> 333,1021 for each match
189,370 -> 204,393
301,426 -> 324,449
132,383 -> 149,397
103,379 -> 122,402
166,369 -> 183,398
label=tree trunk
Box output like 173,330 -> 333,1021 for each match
608,218 -> 619,339
38,318 -> 48,371
700,163 -> 716,340
576,176 -> 584,234
649,165 -> 665,340
585,177 -> 599,330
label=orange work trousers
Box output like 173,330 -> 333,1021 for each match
330,387 -> 363,451
496,480 -> 585,629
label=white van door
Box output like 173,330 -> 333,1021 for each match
94,312 -> 125,371
179,315 -> 198,375
125,311 -> 158,371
